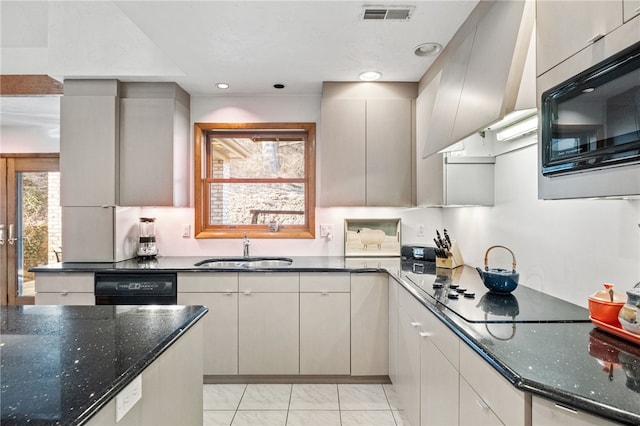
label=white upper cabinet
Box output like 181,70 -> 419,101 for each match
536,1 -> 624,76
119,83 -> 190,207
320,82 -> 416,207
60,80 -> 119,207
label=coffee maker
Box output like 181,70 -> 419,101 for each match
137,217 -> 158,258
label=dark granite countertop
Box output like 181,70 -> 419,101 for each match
0,305 -> 208,425
30,256 -> 640,424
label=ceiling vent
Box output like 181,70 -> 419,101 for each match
362,6 -> 414,20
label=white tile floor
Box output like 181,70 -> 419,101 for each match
203,383 -> 408,426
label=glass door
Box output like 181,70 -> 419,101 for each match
0,155 -> 60,305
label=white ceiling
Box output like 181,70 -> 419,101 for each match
0,0 -> 479,127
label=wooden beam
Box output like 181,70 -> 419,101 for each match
1,75 -> 63,95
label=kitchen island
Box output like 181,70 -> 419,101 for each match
31,256 -> 640,425
0,304 -> 207,425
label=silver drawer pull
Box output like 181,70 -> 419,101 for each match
243,290 -> 252,295
475,398 -> 490,410
60,291 -> 69,296
419,332 -> 432,338
586,33 -> 604,44
554,403 -> 578,414
410,321 -> 421,327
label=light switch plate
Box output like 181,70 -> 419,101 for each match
319,224 -> 334,237
116,374 -> 142,422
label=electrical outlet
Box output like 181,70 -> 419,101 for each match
116,374 -> 142,422
319,224 -> 334,237
181,224 -> 190,238
417,224 -> 425,237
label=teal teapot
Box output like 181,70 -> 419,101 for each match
476,245 -> 519,294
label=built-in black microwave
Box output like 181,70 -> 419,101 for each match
541,41 -> 640,176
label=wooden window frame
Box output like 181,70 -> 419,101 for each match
194,122 -> 316,239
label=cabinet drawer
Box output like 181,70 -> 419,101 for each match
398,285 -> 422,322
459,342 -> 525,425
421,308 -> 459,371
35,272 -> 94,293
178,273 -> 238,292
35,292 -> 95,306
239,272 -> 299,292
532,395 -> 622,426
300,272 -> 350,292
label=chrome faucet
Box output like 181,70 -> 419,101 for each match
243,234 -> 251,258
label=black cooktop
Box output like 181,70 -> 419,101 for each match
401,259 -> 590,324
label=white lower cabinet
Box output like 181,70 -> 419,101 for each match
177,273 -> 238,375
396,286 -> 422,426
239,291 -> 299,374
459,339 -> 526,425
459,376 -> 504,426
351,273 -> 389,376
300,271 -> 350,375
420,307 -> 459,426
300,292 -> 350,374
531,395 -> 623,426
35,272 -> 95,305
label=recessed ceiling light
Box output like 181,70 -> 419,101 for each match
216,83 -> 229,89
414,42 -> 443,57
273,83 -> 286,89
359,71 -> 382,81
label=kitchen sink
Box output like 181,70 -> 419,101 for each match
194,257 -> 293,268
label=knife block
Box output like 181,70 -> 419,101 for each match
436,241 -> 464,269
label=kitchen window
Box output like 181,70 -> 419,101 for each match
194,122 -> 316,239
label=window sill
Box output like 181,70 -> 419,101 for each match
195,229 -> 315,239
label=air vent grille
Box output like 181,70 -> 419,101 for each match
362,6 -> 414,20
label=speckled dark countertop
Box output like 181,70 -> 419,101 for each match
0,305 -> 208,425
31,256 -> 640,424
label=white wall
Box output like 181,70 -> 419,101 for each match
441,142 -> 640,307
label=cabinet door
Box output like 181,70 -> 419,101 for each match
178,292 -> 238,375
388,278 -> 399,385
119,98 -> 176,206
531,395 -> 622,426
300,292 -> 350,375
238,292 -> 299,374
420,308 -> 459,426
536,1 -> 623,76
319,99 -> 366,206
351,273 -> 388,375
459,377 -> 503,426
420,334 -> 459,426
396,303 -> 421,426
366,99 -> 412,206
60,95 -> 118,207
61,207 -> 115,262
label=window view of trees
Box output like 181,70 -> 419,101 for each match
194,123 -> 316,239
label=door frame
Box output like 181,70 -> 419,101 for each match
1,153 -> 59,305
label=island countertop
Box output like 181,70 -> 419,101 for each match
0,304 -> 208,425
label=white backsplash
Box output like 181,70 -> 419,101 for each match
442,144 -> 640,307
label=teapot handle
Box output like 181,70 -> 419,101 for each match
484,245 -> 517,272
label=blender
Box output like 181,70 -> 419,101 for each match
137,217 -> 158,258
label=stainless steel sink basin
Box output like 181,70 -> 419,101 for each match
194,257 -> 293,268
